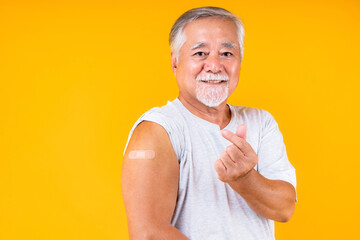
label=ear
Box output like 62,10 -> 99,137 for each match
170,51 -> 178,76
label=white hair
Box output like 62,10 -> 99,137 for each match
169,7 -> 245,62
195,73 -> 229,107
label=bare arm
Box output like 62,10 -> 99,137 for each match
214,125 -> 296,222
121,121 -> 189,240
228,169 -> 296,222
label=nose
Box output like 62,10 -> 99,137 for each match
204,54 -> 223,73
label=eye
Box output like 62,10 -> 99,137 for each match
194,52 -> 206,57
222,52 -> 233,57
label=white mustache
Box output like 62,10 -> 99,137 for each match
196,73 -> 229,81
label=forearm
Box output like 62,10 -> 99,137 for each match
228,169 -> 296,222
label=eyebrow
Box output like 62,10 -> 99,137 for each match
222,42 -> 237,49
190,41 -> 237,50
190,42 -> 207,50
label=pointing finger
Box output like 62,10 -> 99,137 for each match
226,144 -> 244,162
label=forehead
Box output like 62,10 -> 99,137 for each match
182,17 -> 239,47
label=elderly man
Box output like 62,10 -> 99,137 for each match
121,6 -> 296,240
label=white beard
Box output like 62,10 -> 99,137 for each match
195,81 -> 229,107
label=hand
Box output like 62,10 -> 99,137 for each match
214,124 -> 258,183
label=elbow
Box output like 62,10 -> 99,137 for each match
276,202 -> 295,222
276,189 -> 297,222
277,212 -> 293,223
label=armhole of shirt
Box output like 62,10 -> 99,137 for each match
124,111 -> 183,162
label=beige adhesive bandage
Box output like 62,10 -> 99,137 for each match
128,150 -> 156,160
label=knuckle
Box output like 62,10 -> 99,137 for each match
226,145 -> 236,153
220,152 -> 228,159
214,159 -> 222,168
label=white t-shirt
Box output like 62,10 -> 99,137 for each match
125,98 -> 297,240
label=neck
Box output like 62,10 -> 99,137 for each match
178,95 -> 231,129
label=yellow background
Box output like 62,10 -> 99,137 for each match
1,0 -> 359,239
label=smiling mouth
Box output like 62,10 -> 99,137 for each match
199,80 -> 227,84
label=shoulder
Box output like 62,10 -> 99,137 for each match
125,121 -> 175,157
129,121 -> 169,144
138,100 -> 184,131
124,100 -> 186,160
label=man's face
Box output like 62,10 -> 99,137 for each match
172,17 -> 241,108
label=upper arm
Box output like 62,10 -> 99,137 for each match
121,121 -> 179,237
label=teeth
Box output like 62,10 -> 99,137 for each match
201,80 -> 224,83
196,74 -> 229,82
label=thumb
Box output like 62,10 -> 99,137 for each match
236,124 -> 247,139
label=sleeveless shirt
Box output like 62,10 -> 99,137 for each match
125,98 -> 296,240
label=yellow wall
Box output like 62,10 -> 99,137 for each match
1,0 -> 359,239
